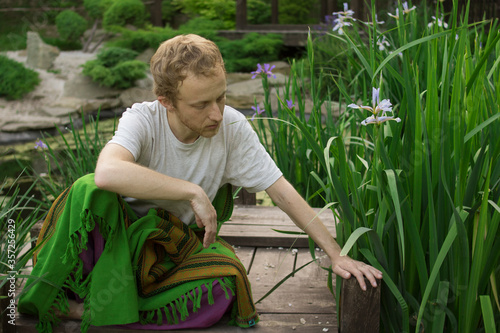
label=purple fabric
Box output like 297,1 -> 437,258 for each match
121,280 -> 234,330
76,225 -> 235,330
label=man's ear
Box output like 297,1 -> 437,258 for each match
158,96 -> 174,110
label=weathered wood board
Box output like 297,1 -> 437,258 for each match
220,205 -> 337,247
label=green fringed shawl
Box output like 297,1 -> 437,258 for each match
18,174 -> 259,332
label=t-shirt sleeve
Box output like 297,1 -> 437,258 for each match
223,110 -> 283,193
107,105 -> 152,162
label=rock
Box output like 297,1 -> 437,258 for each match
26,31 -> 60,70
40,97 -> 121,117
52,51 -> 97,77
63,73 -> 121,99
226,72 -> 253,85
135,73 -> 154,90
136,48 -> 156,64
119,87 -> 157,107
226,73 -> 288,109
41,97 -> 85,117
0,115 -> 65,132
269,61 -> 291,76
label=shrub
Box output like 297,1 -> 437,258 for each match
84,0 -> 114,20
0,55 -> 40,100
95,46 -> 139,67
42,36 -> 82,51
105,17 -> 224,53
180,0 -> 235,29
248,0 -> 271,24
106,26 -> 178,52
218,33 -> 283,72
103,0 -> 146,29
279,0 -> 319,24
82,47 -> 147,89
55,10 -> 88,42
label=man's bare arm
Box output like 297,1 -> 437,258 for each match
266,176 -> 383,290
94,143 -> 217,248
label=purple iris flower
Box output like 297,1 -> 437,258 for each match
251,105 -> 265,121
286,100 -> 296,109
251,63 -> 277,79
34,139 -> 48,150
348,87 -> 401,126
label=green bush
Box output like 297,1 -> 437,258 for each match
103,0 -> 146,29
55,10 -> 88,42
95,46 -> 139,67
106,26 -> 179,52
180,0 -> 235,29
248,0 -> 271,24
0,55 -> 40,100
43,36 -> 82,51
105,17 -> 223,52
280,0 -> 319,24
82,47 -> 147,89
218,33 -> 283,72
84,0 -> 115,20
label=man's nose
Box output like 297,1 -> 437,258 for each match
209,103 -> 223,121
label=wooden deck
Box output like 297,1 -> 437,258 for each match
12,205 -> 339,332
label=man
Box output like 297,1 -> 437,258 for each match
20,34 -> 382,331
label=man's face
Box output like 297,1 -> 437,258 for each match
159,69 -> 227,144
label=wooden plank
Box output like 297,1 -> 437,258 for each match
232,246 -> 255,273
248,248 -> 336,315
257,313 -> 338,332
220,206 -> 337,248
339,277 -> 381,333
16,313 -> 338,332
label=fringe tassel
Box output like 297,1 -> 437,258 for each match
206,281 -> 214,305
35,289 -> 68,333
163,305 -> 173,325
155,308 -> 163,325
218,277 -> 236,300
81,292 -> 92,333
186,288 -> 196,313
195,285 -> 203,310
40,209 -> 114,333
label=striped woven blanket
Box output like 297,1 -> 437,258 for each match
19,173 -> 259,332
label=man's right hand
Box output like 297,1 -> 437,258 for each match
190,189 -> 217,248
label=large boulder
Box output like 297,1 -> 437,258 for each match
63,73 -> 121,99
226,73 -> 288,109
119,87 -> 157,107
26,31 -> 60,70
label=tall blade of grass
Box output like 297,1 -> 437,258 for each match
361,248 -> 409,332
373,30 -> 450,80
384,170 -> 405,268
466,31 -> 500,94
415,210 -> 467,331
479,296 -> 496,333
465,161 -> 493,332
463,113 -> 500,143
430,281 -> 450,333
339,227 -> 371,256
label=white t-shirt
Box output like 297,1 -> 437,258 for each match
108,100 -> 283,224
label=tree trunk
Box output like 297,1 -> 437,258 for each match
150,0 -> 163,27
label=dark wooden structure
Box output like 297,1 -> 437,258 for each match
218,0 -> 339,46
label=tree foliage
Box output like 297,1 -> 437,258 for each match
55,10 -> 88,42
103,0 -> 146,29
